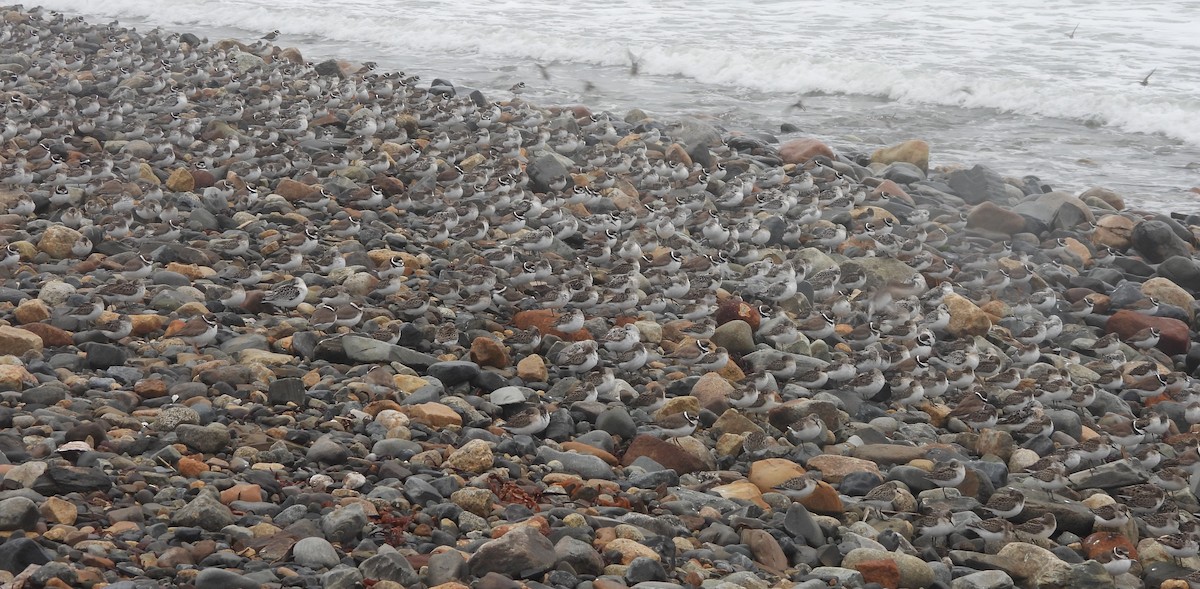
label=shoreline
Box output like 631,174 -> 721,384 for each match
2,5 -> 1200,589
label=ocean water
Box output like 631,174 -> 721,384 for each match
27,0 -> 1200,211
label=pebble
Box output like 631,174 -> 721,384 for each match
0,8 -> 1198,589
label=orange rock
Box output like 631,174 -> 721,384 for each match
871,139 -> 930,173
402,403 -> 462,428
134,379 -> 168,398
779,138 -> 835,164
363,400 -> 404,417
165,167 -> 194,192
18,323 -> 71,347
513,309 -> 590,340
130,314 -> 165,336
1082,531 -> 1137,559
805,454 -> 882,483
800,481 -> 844,515
622,435 -> 708,474
469,336 -> 509,368
516,354 -> 548,382
712,480 -> 769,509
13,299 -> 50,324
274,178 -> 319,201
560,442 -> 619,466
177,457 -> 209,477
220,484 -> 264,504
748,458 -> 807,492
854,559 -> 900,589
870,180 -> 914,205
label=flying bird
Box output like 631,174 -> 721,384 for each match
1140,68 -> 1156,86
1066,24 -> 1078,39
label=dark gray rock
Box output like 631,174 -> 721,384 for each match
321,503 -> 368,544
171,490 -> 235,531
597,407 -> 637,440
1067,460 -> 1146,490
784,503 -> 824,547
269,377 -> 306,406
0,497 -> 39,531
314,59 -> 344,77
195,568 -> 268,589
306,434 -> 350,465
19,384 -> 67,406
0,536 -> 50,574
322,567 -> 364,589
946,164 -> 1009,205
425,548 -> 467,585
468,526 -> 557,579
526,148 -> 572,193
81,342 -> 128,369
1157,255 -> 1200,291
292,536 -> 339,569
554,535 -> 605,576
32,466 -> 113,494
402,477 -> 443,505
339,335 -> 439,368
881,162 -> 925,184
536,446 -> 614,479
625,556 -> 668,583
175,423 -> 231,454
1132,220 -> 1191,264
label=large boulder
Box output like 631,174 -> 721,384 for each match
1131,220 -> 1191,264
1105,310 -> 1190,356
946,164 -> 1009,205
871,139 -> 930,173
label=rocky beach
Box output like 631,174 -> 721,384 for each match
2,5 -> 1200,589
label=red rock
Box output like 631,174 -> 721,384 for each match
469,336 -> 509,368
870,180 -> 914,206
177,457 -> 209,477
714,298 -> 760,330
799,481 -> 844,515
1082,531 -> 1137,560
621,435 -> 708,474
742,529 -> 787,570
134,379 -> 169,399
190,169 -> 215,190
17,323 -> 72,347
274,178 -> 319,201
1105,310 -> 1190,356
779,138 -> 834,164
513,309 -> 591,341
220,484 -> 263,504
854,559 -> 900,589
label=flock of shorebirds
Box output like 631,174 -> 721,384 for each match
1,7 -> 1199,582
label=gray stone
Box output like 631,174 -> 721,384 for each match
153,405 -> 201,431
1067,460 -> 1146,490
269,377 -> 306,406
1132,220 -> 1191,264
526,148 -> 572,193
0,497 -> 39,531
711,320 -> 755,354
339,335 -> 439,368
321,503 -> 368,544
171,490 -> 234,531
425,549 -> 467,585
672,117 -> 722,149
19,384 -> 67,406
220,334 -> 270,355
881,162 -> 926,184
952,570 -> 1014,589
292,537 -> 340,569
1157,256 -> 1200,291
947,164 -> 1010,205
306,435 -> 350,465
175,423 -> 231,454
784,503 -> 824,547
625,556 -> 668,583
537,446 -> 614,479
555,535 -> 605,576
322,567 -> 364,589
0,536 -> 50,574
426,361 -> 481,386
468,526 -> 557,579
194,568 -> 263,589
1011,192 -> 1095,233
81,342 -> 128,369
597,407 -> 637,440
31,466 -> 113,494
809,567 -> 865,586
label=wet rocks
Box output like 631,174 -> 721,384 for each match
467,526 -> 557,579
1132,219 -> 1192,263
